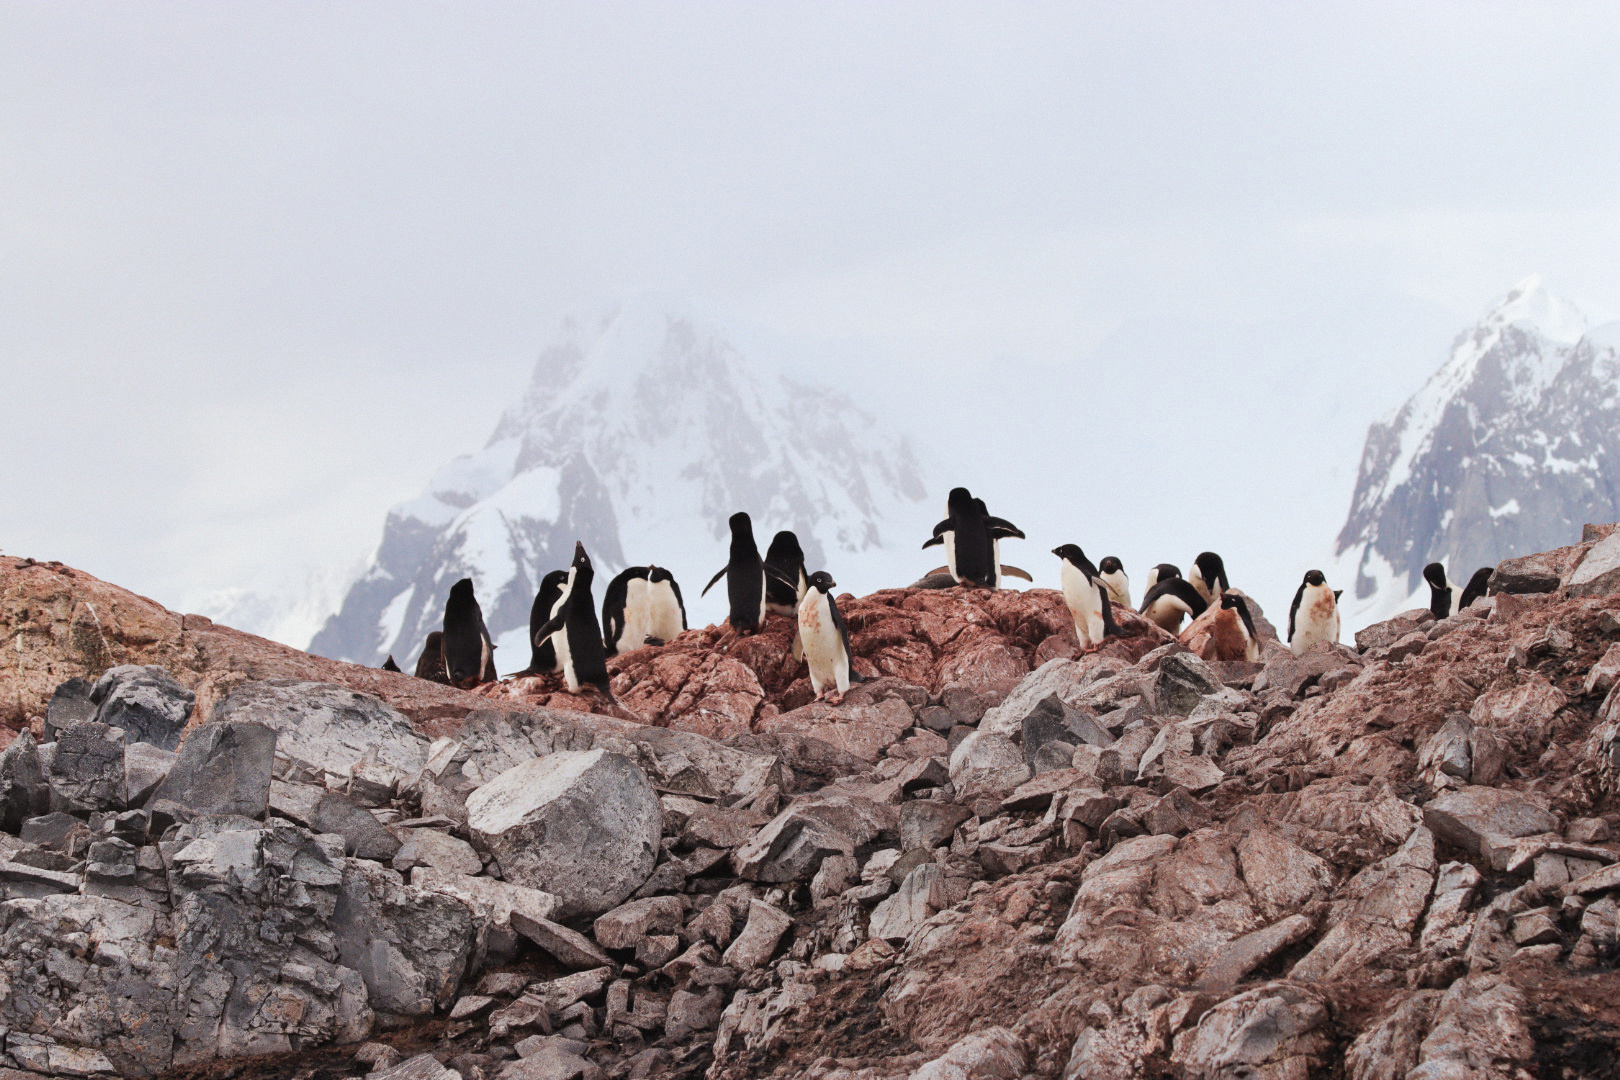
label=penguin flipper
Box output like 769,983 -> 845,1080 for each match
532,612 -> 567,646
1100,587 -> 1121,638
764,564 -> 797,588
701,566 -> 728,597
921,535 -> 944,550
999,565 -> 1034,582
984,517 -> 1026,539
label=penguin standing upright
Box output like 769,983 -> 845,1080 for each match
922,487 -> 1025,588
1189,552 -> 1230,607
763,531 -> 809,616
602,566 -> 653,656
1053,545 -> 1119,650
1098,556 -> 1132,609
518,569 -> 570,675
442,578 -> 498,688
798,571 -> 862,699
1288,569 -> 1341,655
642,566 -> 687,645
530,542 -> 612,693
414,631 -> 449,683
702,512 -> 769,635
1209,593 -> 1261,662
1139,576 -> 1208,633
1424,562 -> 1489,619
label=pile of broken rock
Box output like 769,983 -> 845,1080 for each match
7,530 -> 1620,1079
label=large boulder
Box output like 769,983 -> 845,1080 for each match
0,731 -> 51,831
1423,786 -> 1559,869
332,859 -> 478,1019
732,791 -> 896,883
465,749 -> 660,918
47,721 -> 127,815
90,665 -> 195,750
147,721 -> 275,820
214,680 -> 430,782
948,731 -> 1031,798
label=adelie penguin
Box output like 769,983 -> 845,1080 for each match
603,564 -> 688,655
1189,552 -> 1231,607
530,542 -> 612,693
1053,544 -> 1119,651
1424,562 -> 1492,619
1208,593 -> 1261,662
1143,563 -> 1181,592
1288,569 -> 1341,655
1139,576 -> 1208,633
441,579 -> 498,689
381,655 -> 402,673
763,531 -> 809,616
1098,556 -> 1132,609
414,631 -> 449,683
703,512 -> 774,635
798,571 -> 863,699
515,569 -> 570,675
922,487 -> 1028,588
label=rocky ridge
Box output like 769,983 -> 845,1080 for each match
6,531 -> 1620,1078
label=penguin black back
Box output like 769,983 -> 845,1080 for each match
764,530 -> 807,613
381,655 -> 401,673
702,512 -> 768,634
1423,562 -> 1453,618
949,487 -> 996,587
1459,567 -> 1493,612
442,578 -> 497,688
1191,552 -> 1230,599
522,569 -> 569,674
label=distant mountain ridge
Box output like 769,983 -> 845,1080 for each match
309,303 -> 929,668
1332,276 -> 1620,624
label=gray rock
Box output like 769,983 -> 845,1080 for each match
48,722 -> 126,815
411,864 -> 564,942
508,909 -> 612,970
1492,549 -> 1571,594
899,801 -> 973,852
721,899 -> 793,968
123,742 -> 178,806
594,895 -> 686,950
148,721 -> 275,819
391,828 -> 482,877
20,810 -> 91,854
1020,694 -> 1111,770
664,987 -> 727,1041
334,859 -> 478,1018
868,863 -> 947,942
44,677 -> 97,739
311,789 -> 401,861
215,679 -> 429,781
1151,652 -> 1225,716
732,792 -> 896,883
90,666 -> 195,751
370,1053 -> 460,1080
1417,713 -> 1473,783
1170,981 -> 1332,1078
1569,534 -> 1620,596
948,731 -> 1031,798
911,1027 -> 1026,1080
466,750 -> 661,919
1354,609 -> 1435,653
0,732 -> 51,832
978,660 -> 1092,739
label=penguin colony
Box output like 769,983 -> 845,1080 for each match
400,484 -> 1497,697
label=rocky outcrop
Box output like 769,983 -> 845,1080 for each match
11,532 -> 1620,1079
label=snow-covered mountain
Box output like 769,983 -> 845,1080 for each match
1332,276 -> 1620,626
309,303 -> 930,669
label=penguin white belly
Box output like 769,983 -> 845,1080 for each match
1144,595 -> 1193,633
1190,570 -> 1215,607
1101,571 -> 1131,610
798,593 -> 848,697
944,532 -> 958,581
554,621 -> 578,692
990,536 -> 1001,589
1060,562 -> 1105,649
1290,585 -> 1340,655
644,582 -> 684,644
620,577 -> 650,652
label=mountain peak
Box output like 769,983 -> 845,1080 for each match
1486,274 -> 1588,345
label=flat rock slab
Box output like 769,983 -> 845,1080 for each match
215,679 -> 429,781
1424,786 -> 1559,865
90,665 -> 194,751
149,721 -> 275,819
466,749 -> 661,919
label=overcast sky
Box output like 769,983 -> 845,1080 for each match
4,3 -> 1619,631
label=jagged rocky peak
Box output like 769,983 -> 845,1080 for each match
309,301 -> 928,667
1333,276 -> 1620,624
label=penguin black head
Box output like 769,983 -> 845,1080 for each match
1154,563 -> 1182,581
1220,592 -> 1241,610
947,487 -> 973,513
648,566 -> 676,584
766,531 -> 805,565
449,578 -> 476,603
1099,556 -> 1124,575
1194,552 -> 1227,585
1423,562 -> 1448,591
1052,543 -> 1084,562
1303,569 -> 1326,587
728,512 -> 753,536
1220,591 -> 1258,640
572,542 -> 593,572
807,570 -> 837,593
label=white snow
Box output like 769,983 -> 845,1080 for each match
1488,498 -> 1521,519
